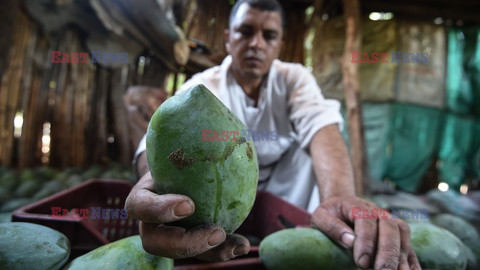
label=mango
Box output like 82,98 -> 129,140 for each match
64,235 -> 173,270
146,84 -> 258,233
259,227 -> 356,270
0,222 -> 70,270
431,213 -> 479,248
409,222 -> 467,270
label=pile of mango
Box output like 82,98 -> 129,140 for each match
0,164 -> 134,223
0,222 -> 172,270
259,213 -> 480,270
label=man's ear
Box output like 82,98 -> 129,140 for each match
224,29 -> 230,53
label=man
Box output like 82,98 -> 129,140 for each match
125,0 -> 421,269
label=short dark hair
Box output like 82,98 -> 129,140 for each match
229,0 -> 286,30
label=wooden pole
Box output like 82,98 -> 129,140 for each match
342,0 -> 366,195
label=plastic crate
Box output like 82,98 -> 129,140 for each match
13,179 -> 312,269
174,190 -> 312,269
12,179 -> 138,258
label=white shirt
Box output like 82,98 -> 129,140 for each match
136,56 -> 343,212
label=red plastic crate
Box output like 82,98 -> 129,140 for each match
12,179 -> 138,258
12,179 -> 312,269
174,190 -> 312,269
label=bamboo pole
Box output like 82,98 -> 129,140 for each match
18,19 -> 39,169
0,9 -> 31,167
110,66 -> 131,165
342,0 -> 366,195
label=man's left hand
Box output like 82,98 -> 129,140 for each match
311,196 -> 421,270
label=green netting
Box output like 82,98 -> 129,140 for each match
341,103 -> 393,183
446,27 -> 480,115
463,28 -> 480,116
438,114 -> 480,188
340,102 -> 480,192
469,119 -> 480,178
384,104 -> 444,193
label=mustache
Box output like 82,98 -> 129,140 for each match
245,50 -> 265,60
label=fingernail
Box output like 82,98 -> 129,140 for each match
207,229 -> 225,246
174,201 -> 194,217
358,254 -> 371,268
341,233 -> 355,248
233,245 -> 248,256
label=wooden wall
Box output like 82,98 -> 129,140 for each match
0,4 -> 168,169
0,0 -> 313,169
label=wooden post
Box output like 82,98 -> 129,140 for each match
342,0 -> 366,195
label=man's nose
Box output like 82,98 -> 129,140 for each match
249,32 -> 265,49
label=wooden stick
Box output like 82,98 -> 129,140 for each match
342,0 -> 366,195
110,67 -> 131,165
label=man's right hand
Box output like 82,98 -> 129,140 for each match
124,171 -> 250,261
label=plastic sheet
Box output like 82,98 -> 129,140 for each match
384,104 -> 444,193
312,17 -> 397,102
395,21 -> 446,108
341,103 -> 392,183
446,27 -> 480,115
438,113 -> 480,188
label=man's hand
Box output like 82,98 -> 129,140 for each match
125,172 -> 250,261
311,196 -> 421,270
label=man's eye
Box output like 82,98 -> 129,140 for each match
264,32 -> 278,41
239,29 -> 253,37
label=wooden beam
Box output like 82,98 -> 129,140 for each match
342,0 -> 366,195
362,0 -> 480,24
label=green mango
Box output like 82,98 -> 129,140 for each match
431,213 -> 479,248
0,222 -> 70,270
0,171 -> 19,192
19,169 -> 35,183
147,84 -> 258,233
410,222 -> 467,270
32,180 -> 65,200
15,180 -> 41,198
35,167 -> 59,181
0,198 -> 34,212
81,165 -> 103,179
64,235 -> 173,270
0,188 -> 11,204
259,228 -> 356,270
0,212 -> 11,223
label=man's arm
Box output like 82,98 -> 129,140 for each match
309,124 -> 355,199
136,151 -> 150,177
309,124 -> 421,270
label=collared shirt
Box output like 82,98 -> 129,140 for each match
136,56 -> 343,211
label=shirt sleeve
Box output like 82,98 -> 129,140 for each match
286,64 -> 344,149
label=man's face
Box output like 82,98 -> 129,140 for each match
225,3 -> 283,80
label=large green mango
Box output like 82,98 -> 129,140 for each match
147,84 -> 258,233
0,222 -> 70,270
259,228 -> 356,270
431,213 -> 479,248
64,235 -> 173,270
410,222 -> 467,270
431,214 -> 479,269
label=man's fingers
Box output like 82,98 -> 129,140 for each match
373,219 -> 401,270
311,207 -> 355,249
408,249 -> 421,270
353,218 -> 378,269
399,221 -> 421,270
195,233 -> 250,262
125,173 -> 195,223
140,222 -> 227,259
